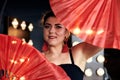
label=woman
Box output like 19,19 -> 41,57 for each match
41,11 -> 102,80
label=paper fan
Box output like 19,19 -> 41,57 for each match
49,0 -> 120,50
0,34 -> 70,80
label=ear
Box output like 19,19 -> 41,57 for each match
65,29 -> 70,39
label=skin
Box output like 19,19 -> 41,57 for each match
42,16 -> 102,71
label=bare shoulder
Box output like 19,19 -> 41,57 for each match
70,42 -> 102,71
71,42 -> 103,60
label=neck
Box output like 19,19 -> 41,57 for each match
45,44 -> 63,57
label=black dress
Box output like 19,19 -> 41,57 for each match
59,49 -> 84,80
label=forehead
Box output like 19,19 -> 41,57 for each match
45,17 -> 60,24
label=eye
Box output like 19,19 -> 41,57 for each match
44,25 -> 51,29
55,25 -> 62,29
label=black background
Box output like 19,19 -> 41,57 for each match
0,0 -> 51,50
0,0 -> 120,80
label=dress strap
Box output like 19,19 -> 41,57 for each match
69,49 -> 75,65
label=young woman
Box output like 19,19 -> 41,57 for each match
41,11 -> 102,80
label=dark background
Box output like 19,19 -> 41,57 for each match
0,0 -> 120,80
0,0 -> 51,50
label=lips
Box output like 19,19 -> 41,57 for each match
48,36 -> 57,39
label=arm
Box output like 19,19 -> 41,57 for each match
71,42 -> 103,71
72,42 -> 103,60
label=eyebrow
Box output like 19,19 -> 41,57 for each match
45,23 -> 62,26
44,23 -> 51,25
55,23 -> 61,25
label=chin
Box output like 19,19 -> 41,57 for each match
48,42 -> 57,46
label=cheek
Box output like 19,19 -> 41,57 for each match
57,31 -> 66,39
43,30 -> 48,40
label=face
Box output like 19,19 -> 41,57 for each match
43,17 -> 68,46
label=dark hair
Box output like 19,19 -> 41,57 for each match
41,10 -> 55,25
0,69 -> 4,79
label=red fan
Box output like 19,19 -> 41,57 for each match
49,0 -> 120,50
0,34 -> 70,80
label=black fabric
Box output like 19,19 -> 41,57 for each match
69,49 -> 74,65
59,49 -> 84,80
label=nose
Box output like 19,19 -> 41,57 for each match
49,26 -> 55,33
